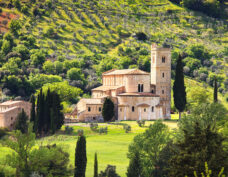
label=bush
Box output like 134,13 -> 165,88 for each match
77,129 -> 84,136
123,125 -> 131,133
0,128 -> 8,139
90,123 -> 98,131
65,126 -> 73,134
137,120 -> 145,127
99,165 -> 120,177
99,127 -> 108,134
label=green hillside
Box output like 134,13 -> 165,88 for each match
0,0 -> 227,107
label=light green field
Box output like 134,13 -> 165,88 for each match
0,120 -> 178,177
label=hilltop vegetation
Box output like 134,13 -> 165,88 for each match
0,0 -> 227,109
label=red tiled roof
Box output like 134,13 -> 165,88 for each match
102,69 -> 149,76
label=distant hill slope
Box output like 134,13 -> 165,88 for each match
0,0 -> 227,106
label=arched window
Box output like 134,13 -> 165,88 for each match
120,108 -> 122,112
88,107 -> 91,112
132,106 -> 135,112
162,73 -> 165,78
151,89 -> 154,94
162,90 -> 165,94
162,56 -> 166,63
99,107 -> 101,112
151,106 -> 154,112
144,108 -> 146,112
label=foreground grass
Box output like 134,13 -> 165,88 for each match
0,121 -> 177,177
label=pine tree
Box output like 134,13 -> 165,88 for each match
94,153 -> 98,177
173,54 -> 186,120
102,97 -> 114,122
126,151 -> 142,177
168,122 -> 228,177
75,135 -> 87,177
213,77 -> 218,103
15,109 -> 29,134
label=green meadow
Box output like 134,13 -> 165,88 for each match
0,120 -> 178,177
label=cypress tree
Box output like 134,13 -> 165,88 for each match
94,152 -> 98,177
37,89 -> 45,136
15,109 -> 28,134
102,97 -> 114,122
75,135 -> 87,177
30,94 -> 36,123
126,151 -> 142,177
214,77 -> 218,103
173,54 -> 186,120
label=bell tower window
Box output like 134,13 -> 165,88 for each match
138,84 -> 144,92
162,56 -> 166,63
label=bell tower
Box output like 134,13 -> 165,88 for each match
151,44 -> 171,119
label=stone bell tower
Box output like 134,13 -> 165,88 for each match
150,44 -> 171,119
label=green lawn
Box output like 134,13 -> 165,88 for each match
0,121 -> 177,177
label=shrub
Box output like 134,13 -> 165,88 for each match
137,120 -> 145,127
90,123 -> 98,131
65,126 -> 73,134
123,125 -> 131,133
99,127 -> 108,134
0,128 -> 8,139
77,129 -> 84,136
99,165 -> 120,177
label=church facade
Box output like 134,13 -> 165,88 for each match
76,44 -> 171,121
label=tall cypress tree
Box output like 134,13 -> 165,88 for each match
94,153 -> 98,177
173,54 -> 186,120
214,77 -> 218,103
126,151 -> 142,177
102,97 -> 114,121
30,94 -> 36,123
37,89 -> 45,135
75,135 -> 87,177
15,109 -> 29,134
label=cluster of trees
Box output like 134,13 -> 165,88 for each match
30,89 -> 64,136
0,125 -> 73,177
169,0 -> 226,18
126,102 -> 228,176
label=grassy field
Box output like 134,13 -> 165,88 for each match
0,120 -> 178,177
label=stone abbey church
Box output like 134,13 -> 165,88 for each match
76,44 -> 171,121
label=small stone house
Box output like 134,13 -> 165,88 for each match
0,100 -> 31,130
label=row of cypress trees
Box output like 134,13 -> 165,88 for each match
30,88 -> 64,136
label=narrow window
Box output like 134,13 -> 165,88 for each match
141,84 -> 144,92
132,106 -> 135,112
151,89 -> 154,94
99,107 -> 101,112
162,56 -> 166,63
144,108 -> 146,112
120,108 -> 122,112
88,107 -> 91,112
151,106 -> 154,112
138,84 -> 141,92
162,73 -> 165,78
162,90 -> 165,94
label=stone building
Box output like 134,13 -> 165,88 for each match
0,100 -> 31,130
75,44 -> 171,121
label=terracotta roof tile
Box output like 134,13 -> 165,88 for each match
103,69 -> 149,76
92,85 -> 124,91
